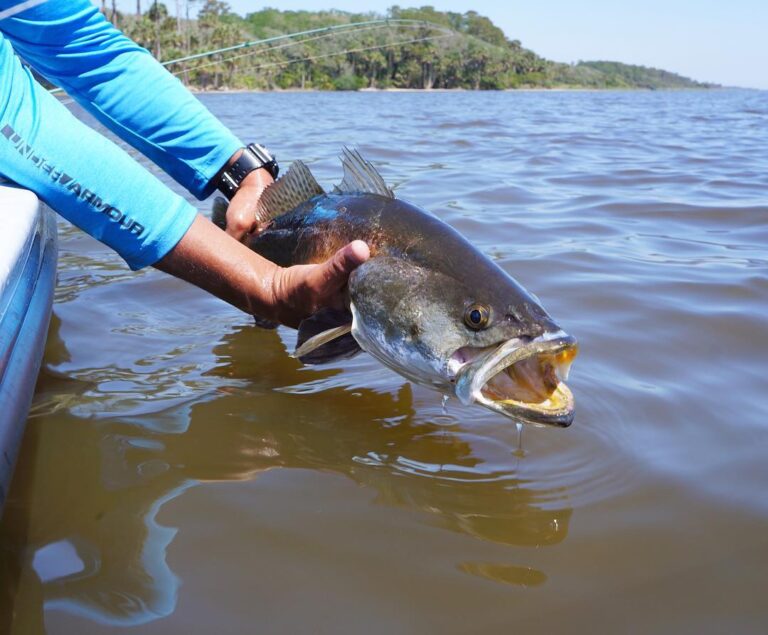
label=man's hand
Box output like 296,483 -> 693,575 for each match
155,215 -> 370,328
270,240 -> 370,328
224,167 -> 274,241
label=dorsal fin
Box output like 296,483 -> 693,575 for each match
334,147 -> 394,198
255,160 -> 325,223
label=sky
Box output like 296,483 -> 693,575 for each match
105,0 -> 768,89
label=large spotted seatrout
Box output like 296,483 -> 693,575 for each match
214,149 -> 578,426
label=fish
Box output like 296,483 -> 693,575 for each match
213,149 -> 578,427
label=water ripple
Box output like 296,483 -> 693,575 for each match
6,90 -> 768,631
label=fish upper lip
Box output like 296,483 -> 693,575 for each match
453,331 -> 578,426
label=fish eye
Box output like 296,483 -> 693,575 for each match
464,303 -> 491,330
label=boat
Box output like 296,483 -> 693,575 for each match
0,183 -> 58,514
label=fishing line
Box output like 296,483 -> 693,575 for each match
49,18 -> 453,100
170,22 -> 430,76
160,18 -> 452,68
0,0 -> 47,20
228,34 -> 455,75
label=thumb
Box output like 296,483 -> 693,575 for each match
314,240 -> 370,293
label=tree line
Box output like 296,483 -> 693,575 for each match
100,1 -> 716,91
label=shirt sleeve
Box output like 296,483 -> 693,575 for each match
0,0 -> 243,200
0,31 -> 197,270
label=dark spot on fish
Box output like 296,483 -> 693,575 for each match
409,323 -> 421,337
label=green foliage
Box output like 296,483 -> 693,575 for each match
115,5 -> 715,91
198,1 -> 232,18
146,2 -> 167,21
574,61 -> 715,89
333,72 -> 367,91
543,60 -> 716,89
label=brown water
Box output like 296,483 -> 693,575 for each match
2,90 -> 767,634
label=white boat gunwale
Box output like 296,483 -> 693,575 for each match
0,183 -> 58,514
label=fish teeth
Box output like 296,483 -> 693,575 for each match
554,359 -> 570,382
552,350 -> 576,383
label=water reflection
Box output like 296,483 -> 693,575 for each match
457,561 -> 548,587
1,317 -> 571,628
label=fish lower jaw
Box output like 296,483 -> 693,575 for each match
475,381 -> 575,427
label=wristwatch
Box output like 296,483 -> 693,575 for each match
216,143 -> 279,200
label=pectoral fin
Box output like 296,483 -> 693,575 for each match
294,324 -> 352,358
293,308 -> 361,364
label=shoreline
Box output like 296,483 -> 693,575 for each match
189,85 -> 726,94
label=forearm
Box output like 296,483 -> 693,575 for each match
1,0 -> 241,199
156,214 -> 371,328
0,4 -> 370,323
154,214 -> 279,318
0,33 -> 195,270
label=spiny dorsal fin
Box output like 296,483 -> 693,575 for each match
334,147 -> 394,198
255,160 -> 325,223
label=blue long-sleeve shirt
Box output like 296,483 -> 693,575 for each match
0,0 -> 243,269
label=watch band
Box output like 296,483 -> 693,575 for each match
217,143 -> 279,200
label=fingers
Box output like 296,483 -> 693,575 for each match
224,170 -> 274,241
265,241 -> 371,328
289,241 -> 369,317
346,240 -> 371,266
317,240 -> 370,291
225,204 -> 255,241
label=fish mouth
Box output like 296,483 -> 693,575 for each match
452,332 -> 578,427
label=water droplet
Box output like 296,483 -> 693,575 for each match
441,394 -> 449,414
513,422 -> 526,458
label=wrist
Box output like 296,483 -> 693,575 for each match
238,166 -> 274,191
216,144 -> 279,200
266,265 -> 297,325
156,214 -> 284,320
250,259 -> 282,321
